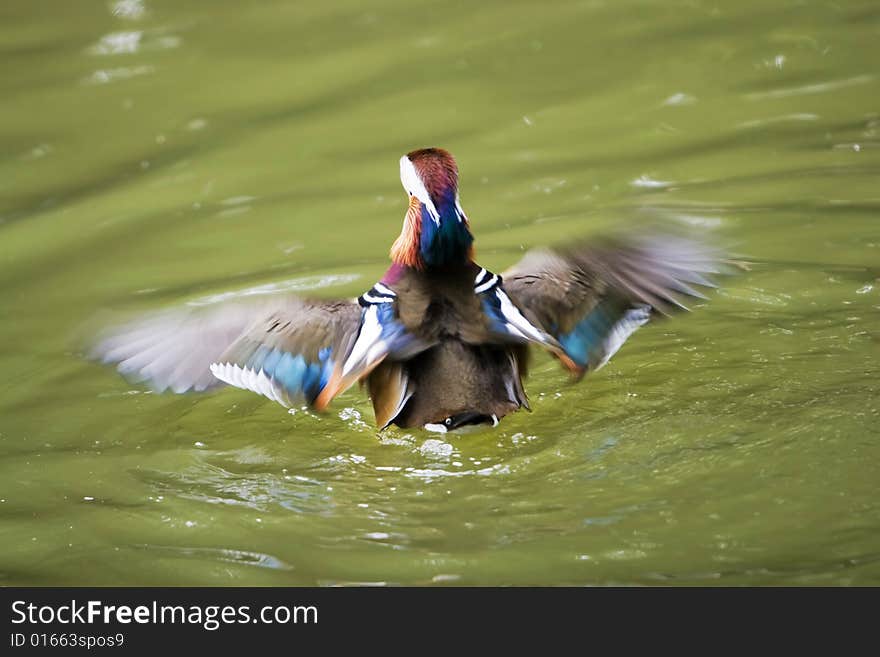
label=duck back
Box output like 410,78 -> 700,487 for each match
390,339 -> 527,429
364,263 -> 529,430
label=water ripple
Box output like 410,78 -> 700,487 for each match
746,74 -> 874,100
138,545 -> 293,570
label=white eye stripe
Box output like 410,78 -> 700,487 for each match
455,195 -> 467,223
399,156 -> 440,224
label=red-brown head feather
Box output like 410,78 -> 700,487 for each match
406,147 -> 459,202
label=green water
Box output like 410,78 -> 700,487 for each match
1,0 -> 879,586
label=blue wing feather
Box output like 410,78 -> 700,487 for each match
474,267 -> 650,373
208,283 -> 422,409
212,344 -> 338,406
557,301 -> 650,370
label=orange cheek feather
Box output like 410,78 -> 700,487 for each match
390,196 -> 425,270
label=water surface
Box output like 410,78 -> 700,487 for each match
1,0 -> 878,585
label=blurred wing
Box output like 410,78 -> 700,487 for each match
211,281 -> 429,409
497,234 -> 720,376
92,298 -> 363,409
209,299 -> 363,409
94,280 -> 428,412
92,303 -> 270,394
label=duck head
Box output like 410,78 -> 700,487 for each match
391,148 -> 474,270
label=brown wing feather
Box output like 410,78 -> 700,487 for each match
501,234 -> 721,373
503,235 -> 719,327
92,298 -> 362,408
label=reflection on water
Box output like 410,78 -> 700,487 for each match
0,0 -> 878,585
111,0 -> 147,22
139,545 -> 294,571
84,65 -> 156,86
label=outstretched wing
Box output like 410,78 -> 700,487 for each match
92,302 -> 277,394
490,234 -> 720,377
92,298 -> 362,408
208,299 -> 363,408
92,282 -> 427,410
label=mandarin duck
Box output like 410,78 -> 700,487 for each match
93,148 -> 718,432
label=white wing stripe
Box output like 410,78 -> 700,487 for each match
209,362 -> 291,407
594,305 -> 651,370
362,292 -> 394,304
342,305 -> 385,377
474,274 -> 499,295
373,282 -> 396,297
495,289 -> 550,344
